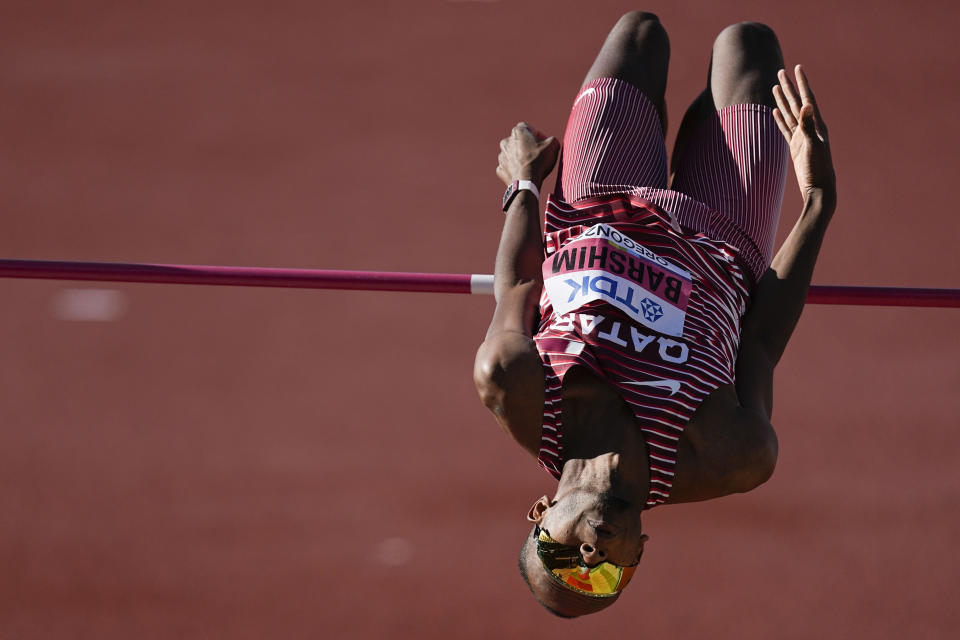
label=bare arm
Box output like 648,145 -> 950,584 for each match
669,384 -> 780,503
737,65 -> 837,419
670,66 -> 837,502
473,123 -> 559,456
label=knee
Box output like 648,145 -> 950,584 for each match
610,10 -> 668,50
713,21 -> 782,61
615,10 -> 661,29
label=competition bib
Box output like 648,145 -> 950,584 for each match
542,224 -> 693,337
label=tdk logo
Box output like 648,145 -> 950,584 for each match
640,298 -> 663,323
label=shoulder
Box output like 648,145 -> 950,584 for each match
669,384 -> 778,503
473,331 -> 544,458
692,384 -> 778,474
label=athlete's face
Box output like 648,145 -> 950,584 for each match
526,492 -> 648,567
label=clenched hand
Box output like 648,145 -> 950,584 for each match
496,122 -> 560,189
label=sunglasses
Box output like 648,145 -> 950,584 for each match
534,525 -> 639,598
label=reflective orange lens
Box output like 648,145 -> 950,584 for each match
535,528 -> 637,597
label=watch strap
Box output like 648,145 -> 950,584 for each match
502,180 -> 540,211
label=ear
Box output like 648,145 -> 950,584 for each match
637,533 -> 650,558
526,495 -> 551,523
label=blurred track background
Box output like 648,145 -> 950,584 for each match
1,1 -> 958,637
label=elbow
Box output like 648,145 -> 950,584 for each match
728,422 -> 779,494
473,334 -> 541,417
473,352 -> 504,412
744,425 -> 779,491
755,432 -> 779,488
473,343 -> 520,416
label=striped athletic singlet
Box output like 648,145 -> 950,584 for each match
534,194 -> 752,509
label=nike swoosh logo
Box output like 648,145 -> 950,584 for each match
574,87 -> 596,106
624,379 -> 682,396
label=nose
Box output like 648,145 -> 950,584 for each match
579,542 -> 607,566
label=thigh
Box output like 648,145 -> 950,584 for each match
580,11 -> 670,131
708,22 -> 783,110
554,77 -> 668,204
669,23 -> 788,269
672,22 -> 783,171
552,13 -> 671,204
670,106 -> 788,271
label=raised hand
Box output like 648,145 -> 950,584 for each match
496,122 -> 560,189
772,65 -> 836,205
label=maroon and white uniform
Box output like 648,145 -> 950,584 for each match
553,77 -> 788,284
534,78 -> 788,508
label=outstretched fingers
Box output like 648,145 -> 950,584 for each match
773,106 -> 793,142
778,68 -> 803,114
794,65 -> 827,137
794,66 -> 817,110
772,65 -> 813,141
772,86 -> 796,140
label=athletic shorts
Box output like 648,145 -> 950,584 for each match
552,76 -> 789,282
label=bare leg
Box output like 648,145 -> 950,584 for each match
671,22 -> 783,176
580,11 -> 670,133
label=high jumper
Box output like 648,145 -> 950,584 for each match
474,12 -> 837,617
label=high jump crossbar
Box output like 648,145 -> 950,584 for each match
0,259 -> 957,308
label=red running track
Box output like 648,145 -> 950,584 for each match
1,2 -> 958,639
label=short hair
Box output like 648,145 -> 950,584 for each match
517,526 -> 619,618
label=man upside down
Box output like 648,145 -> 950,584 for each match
473,12 -> 836,617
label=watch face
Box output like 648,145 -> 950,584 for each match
502,182 -> 518,210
